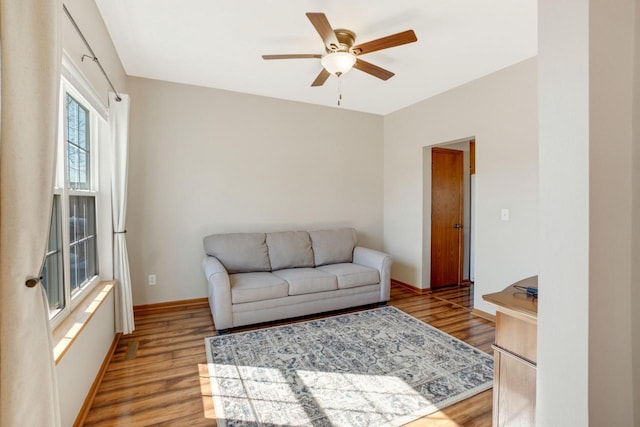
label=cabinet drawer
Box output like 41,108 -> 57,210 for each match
495,312 -> 537,363
493,348 -> 536,427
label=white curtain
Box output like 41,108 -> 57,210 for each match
110,92 -> 134,334
0,0 -> 61,426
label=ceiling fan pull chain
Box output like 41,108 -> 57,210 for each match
338,77 -> 343,107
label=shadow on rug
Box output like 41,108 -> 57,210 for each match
205,306 -> 493,426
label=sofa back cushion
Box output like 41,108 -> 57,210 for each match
309,228 -> 357,266
203,233 -> 271,274
266,231 -> 314,270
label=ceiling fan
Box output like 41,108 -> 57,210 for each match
262,12 -> 417,87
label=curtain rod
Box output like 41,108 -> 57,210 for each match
62,4 -> 122,102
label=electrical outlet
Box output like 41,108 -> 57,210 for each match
501,208 -> 510,221
148,274 -> 157,286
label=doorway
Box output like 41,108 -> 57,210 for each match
424,138 -> 474,290
431,147 -> 464,288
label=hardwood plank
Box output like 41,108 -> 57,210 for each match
409,389 -> 493,426
84,283 -> 493,426
96,364 -> 202,393
124,341 -> 139,360
133,335 -> 215,358
101,354 -> 204,382
85,397 -> 208,427
91,375 -> 202,408
133,297 -> 209,314
107,352 -> 174,372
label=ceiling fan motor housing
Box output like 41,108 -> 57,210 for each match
329,29 -> 357,53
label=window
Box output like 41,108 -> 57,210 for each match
69,195 -> 98,294
42,81 -> 103,323
42,195 -> 64,314
66,95 -> 90,190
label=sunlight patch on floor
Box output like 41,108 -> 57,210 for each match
203,363 -> 464,426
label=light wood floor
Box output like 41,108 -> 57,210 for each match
84,284 -> 494,426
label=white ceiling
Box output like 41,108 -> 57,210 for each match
95,0 -> 537,115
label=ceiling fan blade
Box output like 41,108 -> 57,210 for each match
262,54 -> 322,60
311,68 -> 331,87
353,59 -> 395,81
351,30 -> 417,55
306,12 -> 339,48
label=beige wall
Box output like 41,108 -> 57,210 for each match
634,1 -> 640,423
537,0 -> 637,424
56,291 -> 115,427
384,58 -> 538,314
62,0 -> 126,105
126,77 -> 384,305
537,0 -> 589,423
58,1 -> 126,424
588,0 -> 635,424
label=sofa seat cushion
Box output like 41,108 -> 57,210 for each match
272,268 -> 338,296
316,263 -> 380,289
229,272 -> 288,304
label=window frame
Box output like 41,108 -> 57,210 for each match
68,194 -> 99,297
66,93 -> 92,191
48,77 -> 104,330
43,194 -> 64,317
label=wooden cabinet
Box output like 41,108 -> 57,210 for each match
483,276 -> 538,427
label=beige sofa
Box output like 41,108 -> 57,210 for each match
202,228 -> 392,333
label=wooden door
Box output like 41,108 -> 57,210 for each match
431,148 -> 464,288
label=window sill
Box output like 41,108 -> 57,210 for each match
52,280 -> 115,364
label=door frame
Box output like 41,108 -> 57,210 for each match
422,138 -> 474,290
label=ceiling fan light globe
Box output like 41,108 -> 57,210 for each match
321,52 -> 356,76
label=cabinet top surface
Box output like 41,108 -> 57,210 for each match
482,275 -> 538,319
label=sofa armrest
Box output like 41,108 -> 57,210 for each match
202,256 -> 233,330
353,246 -> 392,302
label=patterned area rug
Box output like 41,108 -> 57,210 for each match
205,306 -> 493,426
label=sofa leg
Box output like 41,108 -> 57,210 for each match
378,301 -> 388,307
216,329 -> 230,335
